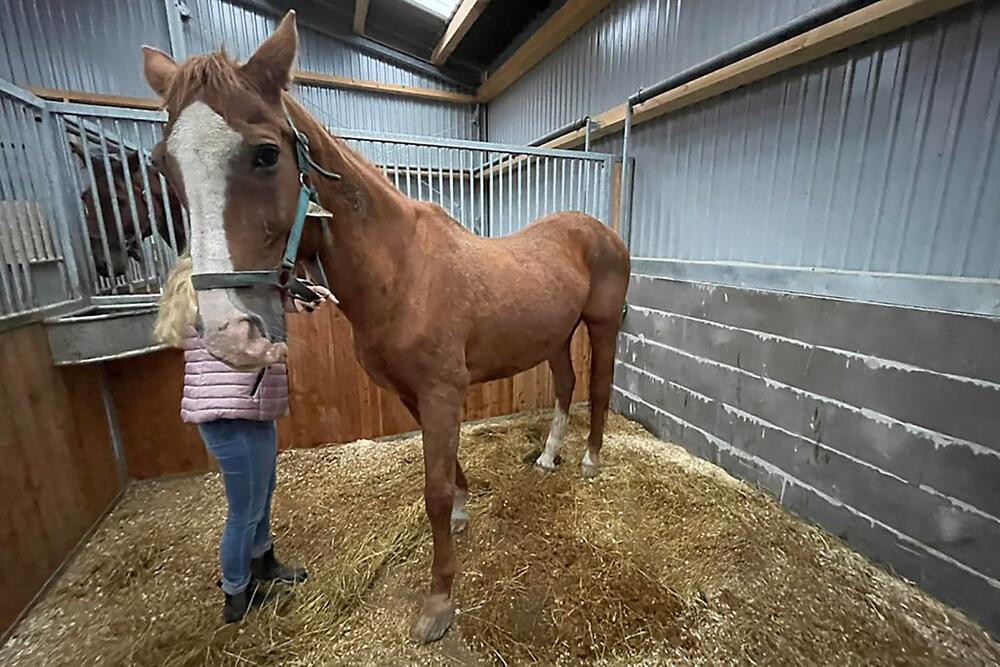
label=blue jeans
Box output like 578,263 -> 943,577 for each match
198,419 -> 278,595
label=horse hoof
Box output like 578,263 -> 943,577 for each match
581,462 -> 600,478
534,460 -> 556,474
410,594 -> 455,644
450,512 -> 469,534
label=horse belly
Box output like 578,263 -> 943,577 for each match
466,308 -> 581,384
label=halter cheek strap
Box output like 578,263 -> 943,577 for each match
190,110 -> 341,303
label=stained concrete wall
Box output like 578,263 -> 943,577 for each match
613,273 -> 1000,636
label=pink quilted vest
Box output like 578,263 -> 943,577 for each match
180,328 -> 290,424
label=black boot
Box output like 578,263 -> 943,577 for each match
251,547 -> 308,584
223,588 -> 251,623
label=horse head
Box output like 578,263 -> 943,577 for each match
142,11 -> 317,370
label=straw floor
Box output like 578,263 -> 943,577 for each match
2,409 -> 998,666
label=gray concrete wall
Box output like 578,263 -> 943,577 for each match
613,273 -> 1000,636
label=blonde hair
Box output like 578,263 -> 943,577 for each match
154,254 -> 196,347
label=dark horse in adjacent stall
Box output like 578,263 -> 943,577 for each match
69,137 -> 187,278
141,12 -> 629,643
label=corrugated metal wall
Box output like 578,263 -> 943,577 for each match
0,0 -> 172,99
626,3 -> 1000,278
488,0 -> 831,145
491,0 -> 1000,281
0,0 -> 477,139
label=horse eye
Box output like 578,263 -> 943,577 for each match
253,144 -> 280,170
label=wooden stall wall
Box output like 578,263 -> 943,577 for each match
0,325 -> 123,637
105,306 -> 592,480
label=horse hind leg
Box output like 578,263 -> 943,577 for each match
535,335 -> 575,472
582,319 -> 617,478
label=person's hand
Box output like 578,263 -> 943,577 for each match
291,279 -> 338,313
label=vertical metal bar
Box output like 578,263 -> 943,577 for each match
164,0 -> 188,61
390,141 -> 401,191
448,147 -> 456,221
477,150 -> 485,236
437,146 -> 446,210
143,121 -> 183,259
12,105 -> 48,262
533,156 -> 540,222
415,145 -> 423,202
94,119 -> 133,291
516,154 -> 523,231
58,115 -> 100,290
0,101 -> 24,312
404,144 -> 413,198
506,154 -> 513,235
584,118 -> 593,152
560,159 -> 567,212
0,98 -> 36,308
620,100 -> 635,249
542,158 -> 552,215
113,120 -> 154,291
132,121 -> 169,283
30,104 -> 78,300
79,121 -> 118,294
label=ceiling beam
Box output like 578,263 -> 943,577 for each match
477,0 -> 617,102
353,0 -> 370,35
431,0 -> 491,66
293,70 -> 478,104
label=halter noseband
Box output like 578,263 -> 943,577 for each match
189,111 -> 341,304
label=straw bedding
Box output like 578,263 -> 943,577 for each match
2,408 -> 997,666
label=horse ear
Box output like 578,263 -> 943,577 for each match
242,10 -> 298,98
143,46 -> 177,99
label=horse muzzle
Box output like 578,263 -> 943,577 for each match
196,289 -> 288,371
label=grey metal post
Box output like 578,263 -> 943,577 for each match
38,103 -> 85,300
619,100 -> 635,249
164,0 -> 189,62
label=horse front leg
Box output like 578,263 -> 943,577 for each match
410,384 -> 465,644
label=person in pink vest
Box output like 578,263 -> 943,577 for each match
154,255 -> 334,623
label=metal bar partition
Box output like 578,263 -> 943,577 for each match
0,84 -> 616,324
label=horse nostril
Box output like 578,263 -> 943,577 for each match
243,314 -> 268,339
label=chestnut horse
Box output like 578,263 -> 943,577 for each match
141,12 -> 629,643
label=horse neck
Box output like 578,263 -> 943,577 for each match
283,98 -> 415,324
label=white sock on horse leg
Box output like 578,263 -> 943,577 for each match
535,403 -> 569,471
450,487 -> 468,533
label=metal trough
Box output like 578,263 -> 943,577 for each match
44,301 -> 164,365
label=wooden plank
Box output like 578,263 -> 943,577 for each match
0,325 -> 120,637
477,0 -> 617,102
27,86 -> 162,110
353,0 -> 370,35
293,70 -> 478,105
431,0 -> 492,65
542,0 -> 973,149
30,69 -> 477,113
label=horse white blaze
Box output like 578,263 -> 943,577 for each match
536,403 -> 569,471
167,101 -> 284,368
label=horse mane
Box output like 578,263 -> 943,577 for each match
164,51 -> 250,110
